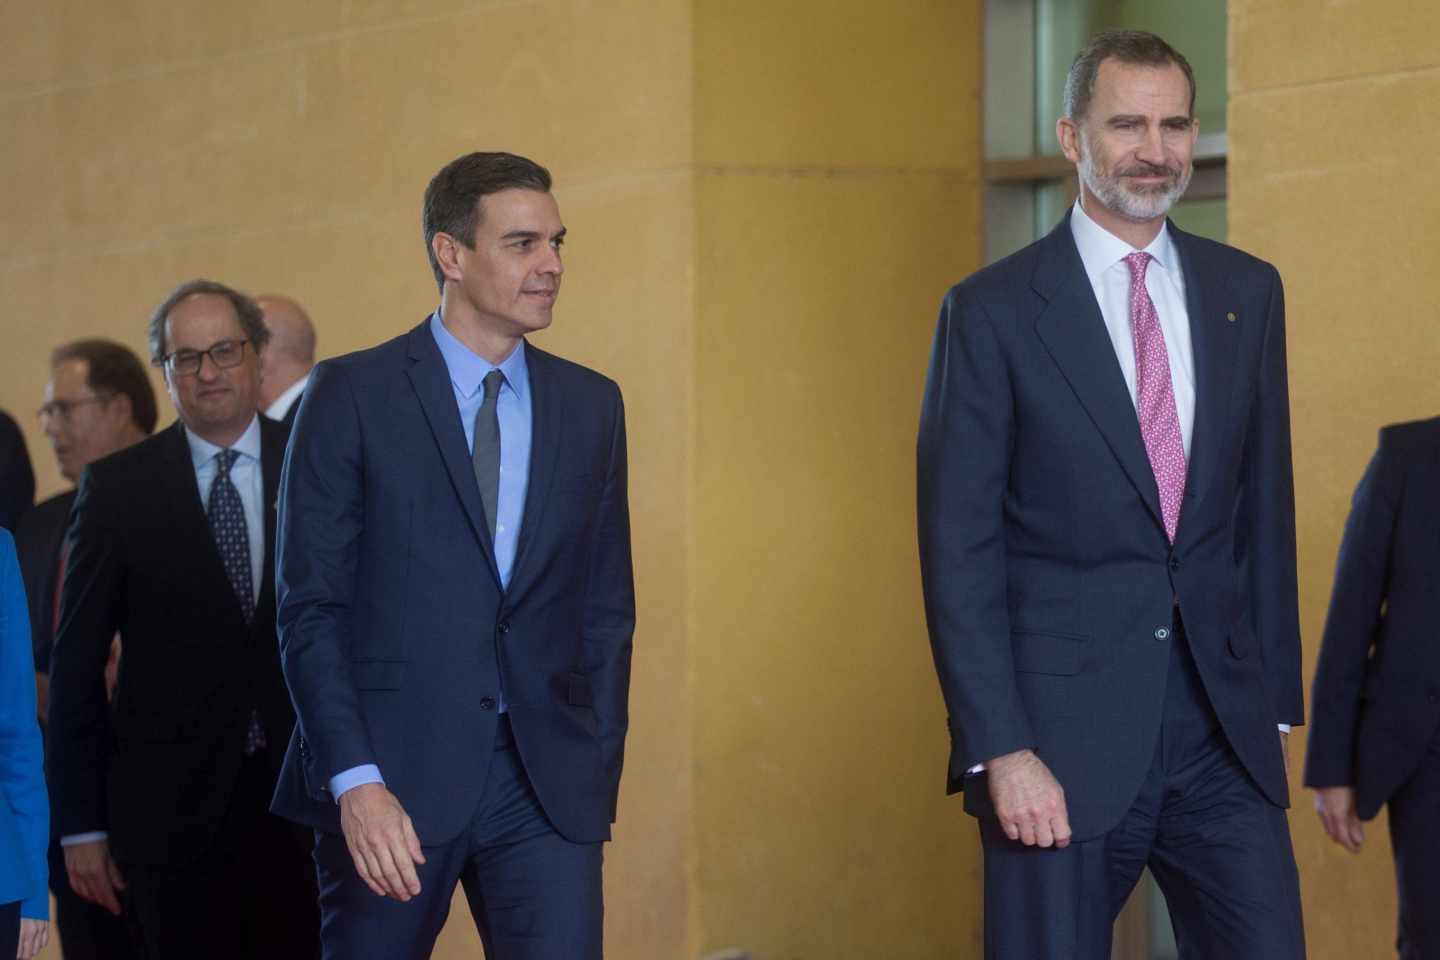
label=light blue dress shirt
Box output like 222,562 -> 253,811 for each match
328,311 -> 533,801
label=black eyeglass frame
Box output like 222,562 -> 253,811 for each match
155,338 -> 254,376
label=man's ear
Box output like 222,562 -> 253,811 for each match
1056,116 -> 1082,165
431,232 -> 465,285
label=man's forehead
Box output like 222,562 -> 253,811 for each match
167,294 -> 244,344
478,188 -> 562,228
1093,58 -> 1190,112
47,359 -> 90,394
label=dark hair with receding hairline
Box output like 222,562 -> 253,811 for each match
1063,30 -> 1196,122
50,338 -> 159,434
146,279 -> 270,366
422,152 -> 553,293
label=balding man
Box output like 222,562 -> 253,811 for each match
256,295 -> 316,426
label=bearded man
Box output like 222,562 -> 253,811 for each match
917,30 -> 1305,960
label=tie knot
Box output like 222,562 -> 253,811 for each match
215,449 -> 239,475
1124,251 -> 1153,281
482,369 -> 506,400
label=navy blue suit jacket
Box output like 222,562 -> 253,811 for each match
918,216 -> 1303,840
271,321 -> 634,847
1304,417 -> 1440,820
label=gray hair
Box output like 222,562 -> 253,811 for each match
147,279 -> 270,363
1063,30 -> 1196,122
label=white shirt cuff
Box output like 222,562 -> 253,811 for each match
60,831 -> 108,846
329,764 -> 384,802
1277,723 -> 1292,734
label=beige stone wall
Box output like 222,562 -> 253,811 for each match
3,2 -> 983,957
1230,2 -> 1440,955
689,1 -> 983,955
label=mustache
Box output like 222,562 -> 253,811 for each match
1117,162 -> 1181,179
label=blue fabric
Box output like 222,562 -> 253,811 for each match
0,529 -> 49,919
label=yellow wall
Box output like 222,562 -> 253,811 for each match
1230,2 -> 1440,955
4,1 -> 985,958
690,1 -> 983,955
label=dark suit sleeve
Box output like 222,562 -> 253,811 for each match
584,384 -> 634,821
47,466 -> 123,836
1237,267 -> 1304,727
0,411 -> 35,531
275,362 -> 375,794
1303,432 -> 1398,787
917,285 -> 1033,786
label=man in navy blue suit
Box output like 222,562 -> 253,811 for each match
918,31 -> 1304,958
1305,417 -> 1440,959
272,152 -> 635,960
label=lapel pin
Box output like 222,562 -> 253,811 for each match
1226,311 -> 1237,323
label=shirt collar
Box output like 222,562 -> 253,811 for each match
186,414 -> 262,471
1069,199 -> 1181,292
429,310 -> 530,403
263,373 -> 310,420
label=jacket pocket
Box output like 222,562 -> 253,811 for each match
1011,631 -> 1086,675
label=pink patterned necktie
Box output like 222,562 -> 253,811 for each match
1123,252 -> 1187,542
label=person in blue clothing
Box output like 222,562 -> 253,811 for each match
0,527 -> 50,959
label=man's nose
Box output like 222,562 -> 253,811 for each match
1135,125 -> 1166,165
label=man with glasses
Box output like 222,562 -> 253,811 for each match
15,339 -> 154,960
47,280 -> 319,960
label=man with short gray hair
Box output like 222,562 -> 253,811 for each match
48,280 -> 319,959
918,31 -> 1304,958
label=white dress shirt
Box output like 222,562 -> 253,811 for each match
264,373 -> 310,422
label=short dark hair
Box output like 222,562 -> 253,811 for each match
147,279 -> 270,365
51,339 -> 159,434
1063,30 -> 1196,122
422,152 -> 553,292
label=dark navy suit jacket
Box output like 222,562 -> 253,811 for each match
1305,417 -> 1440,820
918,215 -> 1303,840
271,321 -> 634,847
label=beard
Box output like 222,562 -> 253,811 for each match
1077,131 -> 1192,222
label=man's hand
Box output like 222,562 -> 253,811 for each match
1314,785 -> 1365,854
986,748 -> 1072,848
63,839 -> 125,915
34,672 -> 48,725
338,783 -> 426,900
1280,730 -> 1290,769
17,918 -> 49,959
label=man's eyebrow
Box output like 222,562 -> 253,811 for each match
499,227 -> 567,241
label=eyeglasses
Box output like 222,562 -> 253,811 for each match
37,395 -> 111,422
157,338 -> 252,376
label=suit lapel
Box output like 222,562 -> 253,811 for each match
1031,217 -> 1165,532
1170,224 -> 1237,529
253,417 -> 286,630
403,321 -> 503,589
505,345 -> 565,604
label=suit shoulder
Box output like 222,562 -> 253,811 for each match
528,345 -> 622,399
316,329 -> 413,378
1377,416 -> 1440,454
88,427 -> 172,478
945,238 -> 1044,307
1179,232 -> 1279,285
15,492 -> 74,541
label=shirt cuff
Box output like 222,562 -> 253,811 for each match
329,764 -> 384,802
60,831 -> 108,846
1277,723 -> 1292,734
967,763 -> 984,774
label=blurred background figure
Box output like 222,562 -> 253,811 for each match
1305,415 -> 1440,960
1,527 -> 51,959
47,281 -> 317,960
16,339 -> 155,960
0,410 -> 35,531
255,295 -> 316,426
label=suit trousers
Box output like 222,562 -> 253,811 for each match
1390,724 -> 1440,959
313,716 -> 604,960
122,751 -> 319,960
979,618 -> 1305,959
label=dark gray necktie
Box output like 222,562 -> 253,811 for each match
207,449 -> 254,624
472,370 -> 505,538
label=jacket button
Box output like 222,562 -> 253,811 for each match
497,621 -> 511,635
1168,556 -> 1181,571
479,697 -> 496,711
1154,626 -> 1170,641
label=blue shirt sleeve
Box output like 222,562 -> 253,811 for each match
0,530 -> 49,919
329,764 -> 384,802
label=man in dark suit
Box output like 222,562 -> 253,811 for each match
917,31 -> 1304,959
0,410 -> 35,531
257,295 -> 316,428
48,281 -> 319,960
1305,417 -> 1440,959
272,152 -> 634,960
17,338 -> 154,960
